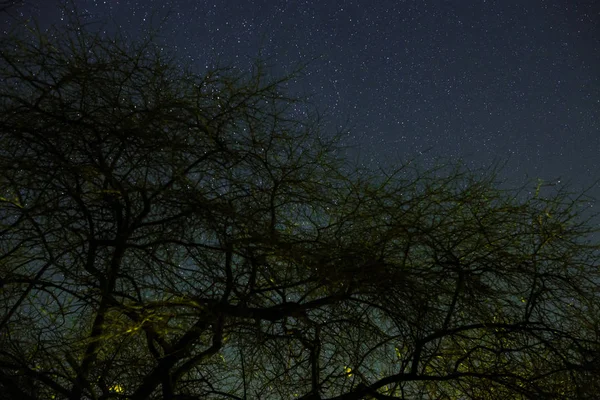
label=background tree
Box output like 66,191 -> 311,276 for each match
1,14 -> 599,400
0,0 -> 28,17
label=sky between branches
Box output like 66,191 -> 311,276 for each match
3,0 -> 599,200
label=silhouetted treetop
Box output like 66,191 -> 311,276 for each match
1,12 -> 599,400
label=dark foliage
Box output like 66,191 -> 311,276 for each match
1,14 -> 599,400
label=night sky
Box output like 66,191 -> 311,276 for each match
4,0 -> 600,200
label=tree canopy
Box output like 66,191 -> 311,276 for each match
1,15 -> 599,400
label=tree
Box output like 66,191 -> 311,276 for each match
0,0 -> 26,14
1,14 -> 599,400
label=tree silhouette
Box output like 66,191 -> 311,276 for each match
1,13 -> 599,400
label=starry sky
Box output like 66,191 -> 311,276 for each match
4,0 -> 600,200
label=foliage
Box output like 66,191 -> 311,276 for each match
1,14 -> 599,400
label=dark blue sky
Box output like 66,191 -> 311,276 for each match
5,0 -> 600,200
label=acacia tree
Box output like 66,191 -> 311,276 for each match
1,16 -> 599,400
